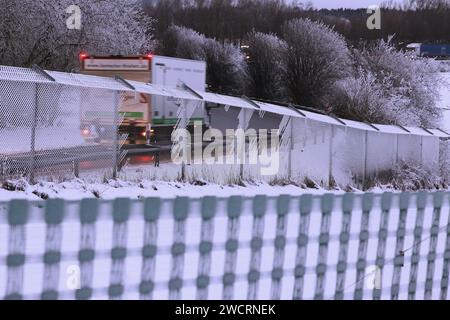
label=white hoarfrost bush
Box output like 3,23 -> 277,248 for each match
360,141 -> 450,191
160,25 -> 207,61
244,31 -> 288,101
390,161 -> 446,191
365,161 -> 446,191
283,18 -> 352,109
342,39 -> 442,127
159,25 -> 248,95
205,39 -> 249,94
331,68 -> 412,124
365,142 -> 450,191
0,0 -> 155,71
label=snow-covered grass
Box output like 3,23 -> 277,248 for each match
3,165 -> 449,202
3,150 -> 450,201
0,177 -> 340,201
363,161 -> 447,191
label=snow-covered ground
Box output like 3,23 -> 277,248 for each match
0,177 -> 343,202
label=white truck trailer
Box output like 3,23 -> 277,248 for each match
79,54 -> 207,143
151,55 -> 207,128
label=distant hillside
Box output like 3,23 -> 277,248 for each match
144,1 -> 450,45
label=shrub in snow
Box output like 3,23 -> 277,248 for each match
2,178 -> 29,192
244,31 -> 288,101
159,25 -> 207,61
282,18 -> 351,109
366,160 -> 447,191
204,39 -> 249,95
344,39 -> 441,127
329,68 -> 413,124
159,25 -> 248,95
0,0 -> 155,71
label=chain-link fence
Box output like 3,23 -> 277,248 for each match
1,65 -> 449,187
1,191 -> 450,300
0,66 -> 129,182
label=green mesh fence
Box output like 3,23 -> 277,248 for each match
1,192 -> 450,300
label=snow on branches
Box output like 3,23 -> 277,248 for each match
330,39 -> 441,127
0,0 -> 155,71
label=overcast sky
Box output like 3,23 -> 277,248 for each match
297,0 -> 402,9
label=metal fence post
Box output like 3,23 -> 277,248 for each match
236,109 -> 255,181
420,136 -> 424,166
73,159 -> 80,178
328,125 -> 334,188
239,111 -> 247,181
288,118 -> 293,180
395,134 -> 399,165
29,83 -> 39,183
112,91 -> 120,179
181,103 -> 188,181
363,130 -> 369,189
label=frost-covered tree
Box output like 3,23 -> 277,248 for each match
334,39 -> 441,127
159,25 -> 207,60
406,0 -> 450,9
159,25 -> 248,94
330,68 -> 412,124
244,31 -> 288,101
204,39 -> 248,95
0,0 -> 155,71
282,18 -> 351,109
